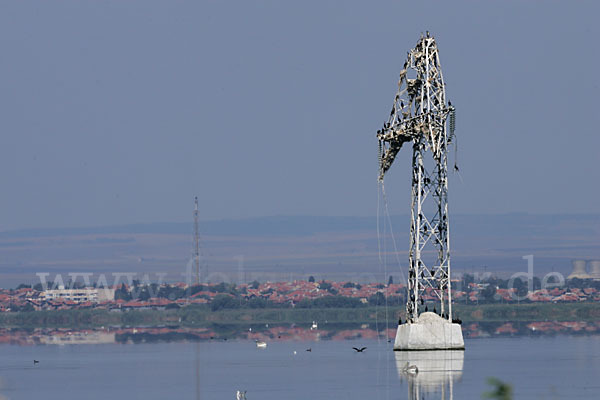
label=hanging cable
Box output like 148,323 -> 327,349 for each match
375,167 -> 382,348
381,183 -> 407,285
382,181 -> 389,342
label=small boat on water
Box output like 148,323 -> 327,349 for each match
255,340 -> 267,348
311,321 -> 318,330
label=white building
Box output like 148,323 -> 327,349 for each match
42,287 -> 115,303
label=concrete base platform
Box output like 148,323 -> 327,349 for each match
393,312 -> 464,351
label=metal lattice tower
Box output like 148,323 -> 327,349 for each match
193,196 -> 200,285
377,33 -> 456,323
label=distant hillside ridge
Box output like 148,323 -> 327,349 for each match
1,213 -> 598,238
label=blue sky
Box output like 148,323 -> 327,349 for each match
1,1 -> 599,231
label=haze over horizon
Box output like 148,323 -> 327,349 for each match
2,1 -> 599,232
0,211 -> 598,234
1,213 -> 598,288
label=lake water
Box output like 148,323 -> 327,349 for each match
0,335 -> 599,399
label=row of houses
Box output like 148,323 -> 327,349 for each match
1,280 -> 599,312
461,283 -> 600,303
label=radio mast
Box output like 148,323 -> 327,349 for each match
193,196 -> 200,285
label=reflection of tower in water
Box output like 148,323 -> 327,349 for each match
195,342 -> 201,400
395,351 -> 464,400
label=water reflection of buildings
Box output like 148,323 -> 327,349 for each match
0,328 -> 118,345
39,331 -> 115,345
0,320 -> 598,346
395,351 -> 464,400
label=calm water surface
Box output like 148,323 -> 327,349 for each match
0,336 -> 599,399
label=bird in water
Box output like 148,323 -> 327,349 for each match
236,390 -> 247,400
306,348 -> 312,352
33,360 -> 39,365
255,340 -> 267,348
402,362 -> 419,374
352,347 -> 367,353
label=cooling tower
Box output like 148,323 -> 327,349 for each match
567,259 -> 590,280
589,260 -> 600,280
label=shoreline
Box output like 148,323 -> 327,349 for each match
1,303 -> 598,329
